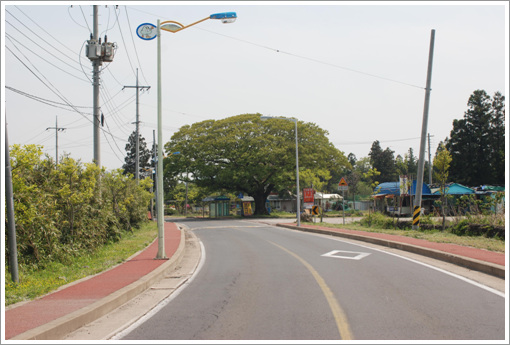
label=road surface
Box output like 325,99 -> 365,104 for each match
117,219 -> 505,341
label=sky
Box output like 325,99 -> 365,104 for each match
2,1 -> 508,172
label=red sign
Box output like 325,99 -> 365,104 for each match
339,177 -> 348,186
303,188 -> 315,203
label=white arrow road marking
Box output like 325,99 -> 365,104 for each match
322,250 -> 371,260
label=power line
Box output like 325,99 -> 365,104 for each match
6,86 -> 93,112
14,6 -> 88,63
6,9 -> 88,70
124,6 -> 150,86
5,34 -> 90,83
114,7 -> 136,79
197,26 -> 425,90
79,5 -> 92,34
5,21 -> 89,76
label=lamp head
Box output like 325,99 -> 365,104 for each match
210,12 -> 237,23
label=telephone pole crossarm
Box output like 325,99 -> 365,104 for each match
46,116 -> 66,166
123,68 -> 151,182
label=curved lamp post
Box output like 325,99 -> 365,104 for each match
149,12 -> 237,259
260,116 -> 301,227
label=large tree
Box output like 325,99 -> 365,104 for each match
368,140 -> 397,182
445,90 -> 505,186
164,113 -> 350,215
123,131 -> 153,178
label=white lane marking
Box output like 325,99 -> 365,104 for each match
110,239 -> 207,340
322,250 -> 371,260
268,225 -> 506,298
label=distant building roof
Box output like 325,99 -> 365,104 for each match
434,183 -> 474,195
373,180 -> 433,197
203,195 -> 230,202
314,193 -> 343,200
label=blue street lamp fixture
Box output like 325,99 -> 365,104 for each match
138,12 -> 237,259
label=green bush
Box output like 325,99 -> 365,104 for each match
5,145 -> 153,270
359,212 -> 394,228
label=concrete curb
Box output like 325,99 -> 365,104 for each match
277,224 -> 505,279
11,227 -> 187,341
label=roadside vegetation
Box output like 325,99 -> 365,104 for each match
302,211 -> 505,253
5,221 -> 157,306
5,144 -> 154,306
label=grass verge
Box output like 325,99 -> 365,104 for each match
5,221 -> 157,307
305,221 -> 505,253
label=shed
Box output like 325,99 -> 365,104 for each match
433,183 -> 474,195
203,195 -> 231,217
372,180 -> 435,216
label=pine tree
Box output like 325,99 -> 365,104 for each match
122,131 -> 152,178
446,90 -> 505,186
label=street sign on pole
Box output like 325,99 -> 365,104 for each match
338,177 -> 349,192
338,177 -> 348,224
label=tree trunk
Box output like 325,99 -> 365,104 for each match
253,191 -> 270,215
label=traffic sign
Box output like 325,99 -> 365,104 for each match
339,177 -> 348,186
312,205 -> 320,215
303,188 -> 315,203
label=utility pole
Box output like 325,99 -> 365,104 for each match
86,5 -> 115,167
123,68 -> 150,183
152,130 -> 157,221
413,29 -> 436,230
428,133 -> 433,185
5,123 -> 19,283
46,116 -> 66,166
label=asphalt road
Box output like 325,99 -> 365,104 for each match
119,219 -> 505,341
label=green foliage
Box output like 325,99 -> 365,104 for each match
5,222 -> 157,305
445,90 -> 505,186
164,113 -> 350,215
5,145 -> 153,270
359,212 -> 394,228
122,131 -> 153,177
368,140 -> 397,182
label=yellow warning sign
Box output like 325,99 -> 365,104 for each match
339,177 -> 348,186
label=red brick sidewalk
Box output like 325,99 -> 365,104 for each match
296,224 -> 505,266
4,222 -> 182,340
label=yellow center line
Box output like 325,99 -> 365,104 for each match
269,241 -> 354,340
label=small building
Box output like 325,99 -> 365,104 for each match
432,183 -> 475,215
313,192 -> 343,211
234,194 -> 255,216
373,180 -> 436,216
267,193 -> 296,213
202,195 -> 231,218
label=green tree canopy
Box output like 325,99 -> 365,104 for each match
164,113 -> 350,215
368,140 -> 397,182
122,131 -> 153,178
445,90 -> 505,186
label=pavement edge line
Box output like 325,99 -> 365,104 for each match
277,224 -> 505,279
10,224 -> 186,341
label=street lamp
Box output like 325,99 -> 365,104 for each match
260,116 -> 301,227
138,12 -> 237,259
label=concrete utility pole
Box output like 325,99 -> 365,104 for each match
428,133 -> 433,185
123,68 -> 150,183
413,29 -> 436,230
5,123 -> 19,283
86,5 -> 115,167
152,130 -> 156,221
92,5 -> 101,167
46,116 -> 66,166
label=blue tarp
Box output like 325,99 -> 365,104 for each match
374,180 -> 433,196
434,183 -> 474,195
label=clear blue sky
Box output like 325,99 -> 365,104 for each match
2,1 -> 508,171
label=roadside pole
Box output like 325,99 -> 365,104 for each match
338,177 -> 348,226
5,124 -> 19,283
